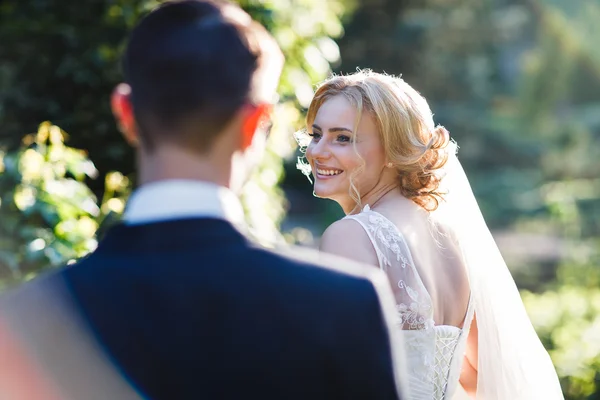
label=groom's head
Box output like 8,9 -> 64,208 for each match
111,0 -> 283,187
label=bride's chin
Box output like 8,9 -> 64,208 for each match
312,187 -> 333,200
312,190 -> 328,199
312,190 -> 346,206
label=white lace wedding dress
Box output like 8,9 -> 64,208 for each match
345,206 -> 475,400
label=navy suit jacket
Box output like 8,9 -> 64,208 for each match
7,218 -> 404,399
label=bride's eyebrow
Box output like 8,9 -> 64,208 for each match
312,124 -> 353,134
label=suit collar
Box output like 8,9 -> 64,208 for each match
123,180 -> 245,232
95,218 -> 248,254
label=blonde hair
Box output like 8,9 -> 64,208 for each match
302,70 -> 450,211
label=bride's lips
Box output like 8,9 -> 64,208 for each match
314,166 -> 344,180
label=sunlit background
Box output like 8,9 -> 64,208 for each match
0,0 -> 599,398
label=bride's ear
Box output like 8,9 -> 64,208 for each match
111,83 -> 139,147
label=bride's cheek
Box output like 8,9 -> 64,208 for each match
305,147 -> 315,164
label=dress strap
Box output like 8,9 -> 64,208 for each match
344,206 -> 435,330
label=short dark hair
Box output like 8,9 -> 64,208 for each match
123,0 -> 280,151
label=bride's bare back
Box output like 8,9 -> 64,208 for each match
377,196 -> 470,327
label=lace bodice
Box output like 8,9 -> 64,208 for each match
344,206 -> 475,400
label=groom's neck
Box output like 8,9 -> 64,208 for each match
136,144 -> 233,188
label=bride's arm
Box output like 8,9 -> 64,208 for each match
320,219 -> 380,267
459,313 -> 479,397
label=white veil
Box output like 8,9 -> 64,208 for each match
435,142 -> 564,399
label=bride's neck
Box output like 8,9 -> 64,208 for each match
345,182 -> 399,215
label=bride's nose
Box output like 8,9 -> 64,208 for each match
307,139 -> 332,162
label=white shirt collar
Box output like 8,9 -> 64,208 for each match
123,180 -> 245,230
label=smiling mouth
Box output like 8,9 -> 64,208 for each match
315,168 -> 344,177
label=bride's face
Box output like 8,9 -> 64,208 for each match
306,95 -> 389,210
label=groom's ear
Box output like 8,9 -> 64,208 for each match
240,103 -> 273,150
111,83 -> 139,147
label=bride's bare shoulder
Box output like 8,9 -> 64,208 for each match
319,219 -> 379,268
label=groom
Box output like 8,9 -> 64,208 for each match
0,1 -> 405,399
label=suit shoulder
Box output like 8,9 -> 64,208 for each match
255,243 -> 389,293
256,244 -> 402,336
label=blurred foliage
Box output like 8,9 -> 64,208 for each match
0,122 -> 130,291
523,280 -> 600,399
0,0 -> 349,287
518,4 -> 600,395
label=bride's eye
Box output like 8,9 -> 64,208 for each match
308,131 -> 322,141
337,134 -> 352,143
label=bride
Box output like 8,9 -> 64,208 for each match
297,70 -> 563,399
